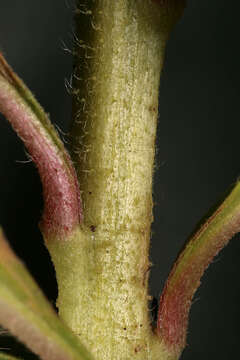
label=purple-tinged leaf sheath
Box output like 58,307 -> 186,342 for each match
157,181 -> 240,356
0,53 -> 82,239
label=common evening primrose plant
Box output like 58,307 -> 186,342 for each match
0,1 -> 239,360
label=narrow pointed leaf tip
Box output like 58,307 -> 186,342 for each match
157,181 -> 240,356
0,53 -> 82,239
0,229 -> 93,360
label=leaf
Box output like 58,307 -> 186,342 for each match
0,354 -> 23,360
0,229 -> 94,360
0,53 -> 82,240
157,181 -> 240,356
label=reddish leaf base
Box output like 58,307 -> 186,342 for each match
157,183 -> 240,354
0,53 -> 82,239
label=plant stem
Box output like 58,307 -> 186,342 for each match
47,1 -> 184,359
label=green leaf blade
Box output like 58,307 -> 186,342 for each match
0,353 -> 24,360
0,229 -> 94,360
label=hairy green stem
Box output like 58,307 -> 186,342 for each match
47,1 -> 184,359
2,2 -> 240,359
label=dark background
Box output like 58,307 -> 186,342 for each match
0,1 -> 240,359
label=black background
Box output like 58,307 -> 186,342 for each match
0,1 -> 240,359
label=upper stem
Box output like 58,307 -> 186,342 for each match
71,0 -> 167,233
47,1 -> 185,359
